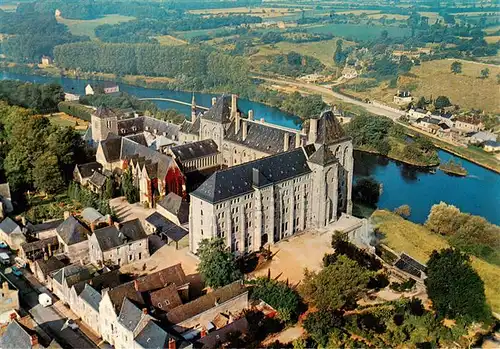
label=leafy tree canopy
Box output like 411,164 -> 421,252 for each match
197,238 -> 242,289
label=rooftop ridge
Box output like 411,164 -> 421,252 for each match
244,117 -> 304,134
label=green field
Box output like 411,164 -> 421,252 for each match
372,210 -> 500,314
155,35 -> 188,46
56,14 -> 136,39
304,23 -> 412,41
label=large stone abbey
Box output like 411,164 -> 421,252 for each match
85,94 -> 354,254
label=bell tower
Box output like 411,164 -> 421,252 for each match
91,107 -> 118,143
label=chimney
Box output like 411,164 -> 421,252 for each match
108,215 -> 113,226
168,338 -> 176,349
235,112 -> 240,134
308,118 -> 318,144
231,94 -> 238,119
90,222 -> 96,232
295,133 -> 302,148
211,97 -> 217,106
3,282 -> 9,291
248,109 -> 254,121
242,120 -> 248,141
64,211 -> 71,220
142,308 -> 148,315
283,133 -> 290,152
48,243 -> 52,257
30,335 -> 38,347
9,312 -> 17,320
134,279 -> 139,291
200,327 -> 207,338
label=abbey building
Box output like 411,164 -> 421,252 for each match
84,94 -> 353,254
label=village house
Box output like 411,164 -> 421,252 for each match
407,108 -> 429,122
88,219 -> 149,267
483,140 -> 500,152
80,207 -> 111,229
25,219 -> 63,240
40,55 -> 53,66
414,116 -> 442,134
156,193 -> 189,226
31,256 -> 67,285
49,263 -> 97,304
454,116 -> 485,133
393,90 -> 413,105
85,82 -> 120,95
469,131 -> 497,145
87,171 -> 108,194
0,217 -> 25,251
342,66 -> 358,79
0,320 -> 44,349
144,212 -> 188,249
168,139 -> 221,175
69,269 -> 121,336
0,278 -> 19,320
166,280 -> 248,339
64,93 -> 80,102
55,215 -> 91,263
19,236 -> 59,262
74,162 -> 104,186
98,264 -> 189,346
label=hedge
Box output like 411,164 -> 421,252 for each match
58,101 -> 92,122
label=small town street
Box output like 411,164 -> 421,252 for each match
1,267 -> 97,349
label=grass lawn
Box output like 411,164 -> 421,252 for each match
155,35 -> 188,46
56,14 -> 135,39
251,38 -> 349,69
372,210 -> 500,314
346,59 -> 500,114
304,23 -> 412,41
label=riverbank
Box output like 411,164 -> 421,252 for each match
438,159 -> 468,177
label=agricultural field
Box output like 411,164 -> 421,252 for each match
0,3 -> 16,11
485,36 -> 500,44
367,13 -> 409,20
56,14 -> 135,39
372,210 -> 500,314
47,112 -> 89,131
188,7 -> 301,18
155,35 -> 188,46
304,23 -> 412,41
251,38 -> 352,69
345,59 -> 500,113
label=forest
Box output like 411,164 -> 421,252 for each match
261,51 -> 325,77
54,42 -> 252,92
0,9 -> 88,62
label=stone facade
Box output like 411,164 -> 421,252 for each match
0,281 -> 19,317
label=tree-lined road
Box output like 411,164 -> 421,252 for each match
253,75 -> 404,120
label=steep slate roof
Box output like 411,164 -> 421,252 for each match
314,109 -> 346,144
118,297 -> 145,332
56,216 -> 90,246
197,317 -> 249,349
52,264 -> 96,287
134,320 -> 174,349
93,220 -> 146,252
107,264 -> 187,313
26,219 -> 64,233
225,120 -> 306,154
35,256 -> 66,276
170,139 -> 219,162
88,171 -> 107,189
75,162 -> 103,179
191,147 -> 312,204
0,217 -> 21,235
201,95 -> 235,124
94,107 -> 121,119
0,320 -> 38,349
100,133 -> 123,162
308,145 -> 338,166
179,117 -> 201,135
157,193 -> 189,224
81,207 -> 104,224
143,116 -> 180,139
166,281 -> 247,325
73,269 -> 122,296
126,133 -> 148,146
80,283 -> 102,311
21,236 -> 58,254
121,137 -> 173,179
150,283 -> 183,311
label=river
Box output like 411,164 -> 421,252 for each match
1,72 -> 499,225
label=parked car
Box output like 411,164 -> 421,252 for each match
0,241 -> 8,249
0,252 -> 10,265
11,266 -> 22,276
38,293 -> 52,307
66,319 -> 79,330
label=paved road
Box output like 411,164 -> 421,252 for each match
1,267 -> 97,349
253,75 -> 404,120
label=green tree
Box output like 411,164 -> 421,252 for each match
434,96 -> 451,109
450,61 -> 462,74
303,309 -> 344,347
426,248 -> 490,323
197,238 -> 242,289
33,152 -> 64,194
480,68 -> 490,79
122,169 -> 139,204
300,255 -> 372,310
352,177 -> 381,206
425,202 -> 466,236
249,277 -> 301,322
104,177 -> 115,200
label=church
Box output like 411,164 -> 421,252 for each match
83,94 -> 354,253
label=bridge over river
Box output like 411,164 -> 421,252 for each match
139,97 -> 209,110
